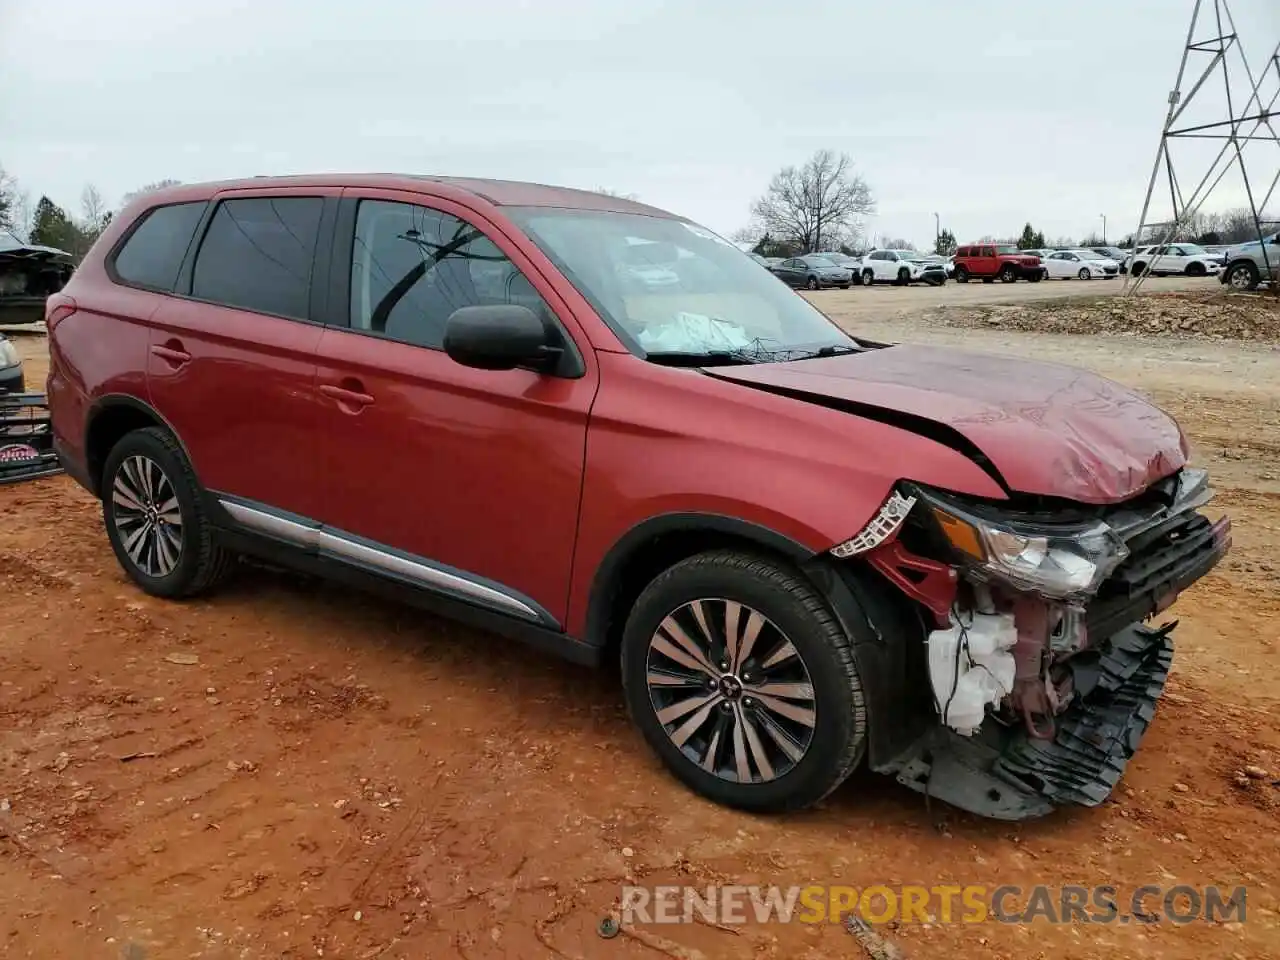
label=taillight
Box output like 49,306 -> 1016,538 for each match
46,297 -> 77,331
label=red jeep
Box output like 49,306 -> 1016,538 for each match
953,244 -> 1045,283
45,175 -> 1229,820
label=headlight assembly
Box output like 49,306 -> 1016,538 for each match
0,338 -> 17,368
917,489 -> 1129,599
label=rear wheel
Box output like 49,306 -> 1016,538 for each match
1226,261 -> 1260,290
1027,271 -> 1043,283
840,283 -> 851,290
620,550 -> 868,813
999,265 -> 1018,283
102,426 -> 234,599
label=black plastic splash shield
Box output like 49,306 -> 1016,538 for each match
0,392 -> 62,485
889,620 -> 1176,821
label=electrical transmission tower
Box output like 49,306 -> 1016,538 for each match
1125,0 -> 1279,294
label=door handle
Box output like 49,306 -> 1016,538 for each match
151,344 -> 191,366
319,384 -> 375,407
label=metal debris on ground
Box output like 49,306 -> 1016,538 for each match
844,913 -> 908,960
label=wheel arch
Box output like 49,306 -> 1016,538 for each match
585,513 -> 815,664
84,395 -> 188,498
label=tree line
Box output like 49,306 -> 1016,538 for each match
0,163 -> 179,260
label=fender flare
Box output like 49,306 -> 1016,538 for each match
583,512 -> 815,646
83,394 -> 190,497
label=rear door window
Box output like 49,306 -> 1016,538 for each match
111,201 -> 208,292
190,197 -> 324,320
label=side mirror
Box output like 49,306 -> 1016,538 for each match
443,305 -> 559,372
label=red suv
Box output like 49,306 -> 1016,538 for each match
953,244 -> 1045,283
46,176 -> 1230,820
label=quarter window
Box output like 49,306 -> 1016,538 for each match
190,197 -> 323,320
111,201 -> 208,292
348,199 -> 550,350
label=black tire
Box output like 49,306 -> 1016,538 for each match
102,426 -> 234,599
1226,261 -> 1260,290
1027,271 -> 1043,283
840,283 -> 851,290
954,266 -> 969,283
806,276 -> 819,290
982,277 -> 995,284
999,265 -> 1018,283
1186,262 -> 1206,277
1078,267 -> 1091,280
861,269 -> 875,286
896,268 -> 911,286
620,549 -> 867,813
1131,262 -> 1147,277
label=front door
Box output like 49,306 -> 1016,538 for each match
310,191 -> 597,626
146,190 -> 335,521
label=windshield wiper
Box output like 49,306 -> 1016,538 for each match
787,343 -> 864,360
645,350 -> 763,367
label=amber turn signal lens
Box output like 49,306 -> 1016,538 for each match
932,508 -> 986,561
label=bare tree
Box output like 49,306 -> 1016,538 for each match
120,179 -> 182,208
81,184 -> 109,230
595,186 -> 639,201
0,164 -> 17,232
750,150 -> 874,254
882,238 -> 916,250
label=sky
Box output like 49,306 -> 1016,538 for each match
2,0 -> 1277,248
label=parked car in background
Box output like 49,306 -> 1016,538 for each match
859,250 -> 947,286
1042,249 -> 1120,280
45,173 -> 1232,821
771,254 -> 853,289
1219,233 -> 1280,290
952,245 -> 1044,283
1087,246 -> 1129,265
1125,243 -> 1221,277
0,231 -> 76,327
813,252 -> 863,277
747,253 -> 772,269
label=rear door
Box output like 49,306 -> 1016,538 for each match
309,189 -> 598,626
146,189 -> 336,520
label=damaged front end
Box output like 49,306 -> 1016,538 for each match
831,469 -> 1230,820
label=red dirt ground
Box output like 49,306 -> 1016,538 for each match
2,312 -> 1278,959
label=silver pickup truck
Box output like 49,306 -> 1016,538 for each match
1220,233 -> 1280,290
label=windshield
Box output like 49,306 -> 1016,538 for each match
1177,243 -> 1207,254
897,251 -> 927,260
507,208 -> 858,359
804,256 -> 838,267
994,245 -> 1020,254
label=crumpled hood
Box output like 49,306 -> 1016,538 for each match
705,345 -> 1188,503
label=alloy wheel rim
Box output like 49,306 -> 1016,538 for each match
645,598 -> 816,784
111,455 -> 184,577
1230,268 -> 1252,289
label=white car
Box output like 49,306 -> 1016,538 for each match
1125,243 -> 1222,278
1042,249 -> 1120,280
859,249 -> 948,286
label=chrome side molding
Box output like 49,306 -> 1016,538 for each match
218,498 -> 547,624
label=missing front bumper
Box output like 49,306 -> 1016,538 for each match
888,619 -> 1175,821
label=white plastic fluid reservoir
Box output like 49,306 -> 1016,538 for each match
927,611 -> 1018,735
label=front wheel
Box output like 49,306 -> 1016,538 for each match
1186,262 -> 1206,277
102,426 -> 234,599
861,270 -> 875,286
806,276 -> 819,291
620,550 -> 867,813
999,265 -> 1018,283
896,268 -> 911,286
954,266 -> 969,283
1078,268 -> 1091,280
